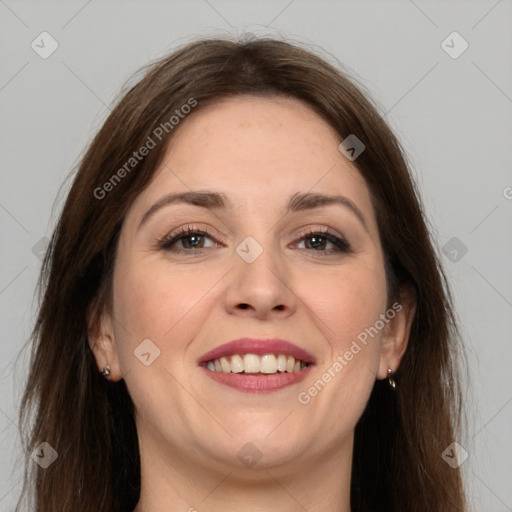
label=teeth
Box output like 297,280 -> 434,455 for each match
243,354 -> 260,373
260,354 -> 277,374
205,354 -> 309,374
231,354 -> 244,373
219,356 -> 230,373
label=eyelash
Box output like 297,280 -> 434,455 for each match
158,225 -> 221,252
158,225 -> 352,255
294,227 -> 352,255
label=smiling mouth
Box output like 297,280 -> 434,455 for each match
203,354 -> 310,375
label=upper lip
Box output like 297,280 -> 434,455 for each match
198,338 -> 316,365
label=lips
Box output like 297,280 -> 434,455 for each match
198,338 -> 316,365
198,338 -> 316,393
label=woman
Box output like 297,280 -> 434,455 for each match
15,36 -> 468,511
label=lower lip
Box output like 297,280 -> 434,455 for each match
200,365 -> 313,393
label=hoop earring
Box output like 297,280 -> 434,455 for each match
101,365 -> 111,379
387,368 -> 396,390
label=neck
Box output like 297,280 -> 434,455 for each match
133,428 -> 354,512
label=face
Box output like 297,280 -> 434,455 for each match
93,95 -> 410,476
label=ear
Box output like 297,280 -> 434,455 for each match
87,300 -> 122,382
376,283 -> 417,380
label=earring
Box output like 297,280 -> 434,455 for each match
101,365 -> 111,379
387,368 -> 396,389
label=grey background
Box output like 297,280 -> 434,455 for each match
1,0 -> 511,509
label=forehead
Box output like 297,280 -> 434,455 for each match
127,95 -> 375,227
164,95 -> 351,176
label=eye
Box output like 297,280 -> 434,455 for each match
294,229 -> 352,254
159,225 -> 220,252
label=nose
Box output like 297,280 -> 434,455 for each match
224,240 -> 297,320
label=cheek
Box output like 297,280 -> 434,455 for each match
292,261 -> 388,444
111,258 -> 226,357
302,261 -> 388,352
297,258 -> 388,414
110,258 -> 232,442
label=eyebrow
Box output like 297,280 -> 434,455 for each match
288,192 -> 368,231
137,190 -> 368,232
138,191 -> 229,231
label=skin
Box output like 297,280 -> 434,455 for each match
89,95 -> 415,512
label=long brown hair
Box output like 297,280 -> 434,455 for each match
15,35 -> 468,511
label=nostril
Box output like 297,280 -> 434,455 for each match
236,303 -> 285,311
